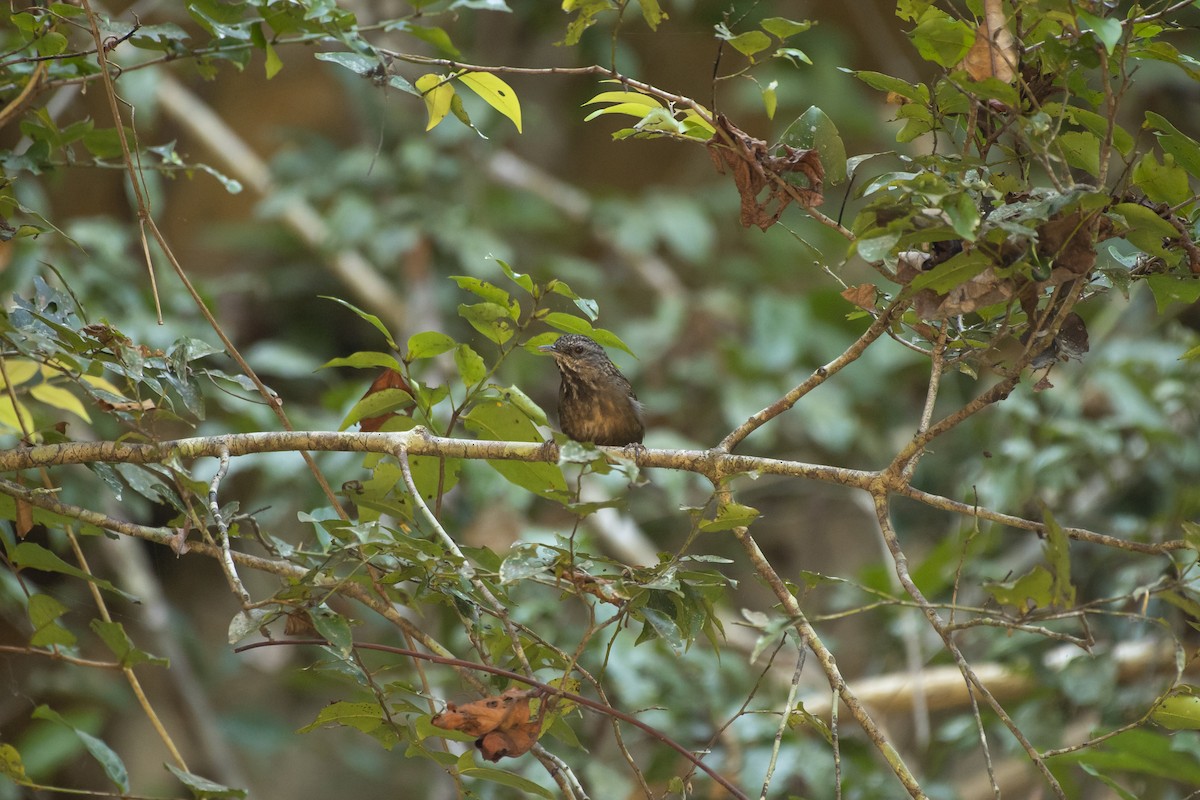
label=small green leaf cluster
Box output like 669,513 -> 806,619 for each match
326,264 -> 629,515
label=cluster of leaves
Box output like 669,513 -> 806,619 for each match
845,0 -> 1200,360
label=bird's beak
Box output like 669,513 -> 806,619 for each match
537,343 -> 556,355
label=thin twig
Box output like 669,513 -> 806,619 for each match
759,641 -> 805,800
719,297 -> 907,452
207,447 -> 252,610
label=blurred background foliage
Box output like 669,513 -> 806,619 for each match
2,1 -> 1200,799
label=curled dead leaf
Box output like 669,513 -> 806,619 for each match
841,283 -> 878,311
707,114 -> 823,231
168,526 -> 191,556
959,0 -> 1016,83
430,686 -> 546,761
476,720 -> 540,761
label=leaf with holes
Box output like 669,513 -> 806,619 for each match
457,72 -> 522,133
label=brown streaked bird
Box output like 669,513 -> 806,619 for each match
538,334 -> 645,446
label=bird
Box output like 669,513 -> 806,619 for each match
538,334 -> 645,446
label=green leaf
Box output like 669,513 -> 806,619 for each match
32,706 -> 129,791
845,70 -> 930,103
1182,521 -> 1200,551
91,620 -> 168,668
984,565 -> 1054,611
1133,152 -> 1191,206
1144,112 -> 1200,179
638,0 -> 666,30
407,331 -> 458,360
263,38 -> 282,79
1053,104 -> 1134,156
463,400 -> 567,497
497,259 -> 535,294
761,17 -> 813,40
1057,130 -> 1101,177
10,542 -> 136,601
298,701 -> 383,735
780,106 -> 846,184
405,24 -> 461,58
909,250 -> 991,293
584,102 -> 668,122
637,606 -> 685,653
1040,509 -> 1075,608
456,72 -> 522,133
583,90 -> 662,108
36,31 -> 68,57
166,764 -> 247,799
774,47 -> 812,67
909,12 -> 974,67
945,192 -> 980,241
1153,687 -> 1200,730
416,73 -> 455,131
310,605 -> 353,657
760,81 -> 778,120
546,280 -> 600,319
314,52 -> 379,75
339,388 -> 413,431
450,275 -> 517,309
500,383 -> 548,427
500,544 -> 559,583
28,593 -> 75,648
458,302 -> 517,344
723,30 -> 772,60
1078,10 -> 1122,54
1079,765 -> 1138,800
542,313 -> 635,356
1109,202 -> 1179,262
700,502 -> 760,532
454,344 -> 487,387
1146,276 -> 1200,312
855,231 -> 900,263
1048,728 -> 1200,784
320,352 -> 403,371
0,743 -> 26,783
459,765 -> 556,798
560,0 -> 615,45
321,296 -> 398,350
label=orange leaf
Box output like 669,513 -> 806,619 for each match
431,687 -> 532,737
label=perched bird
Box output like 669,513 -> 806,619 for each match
538,334 -> 645,446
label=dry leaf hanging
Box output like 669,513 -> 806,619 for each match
431,687 -> 544,761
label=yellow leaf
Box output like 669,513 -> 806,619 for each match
416,73 -> 455,131
0,396 -> 33,434
30,384 -> 90,423
0,360 -> 38,388
582,91 -> 662,108
681,111 -> 715,134
583,102 -> 672,122
456,72 -> 522,133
